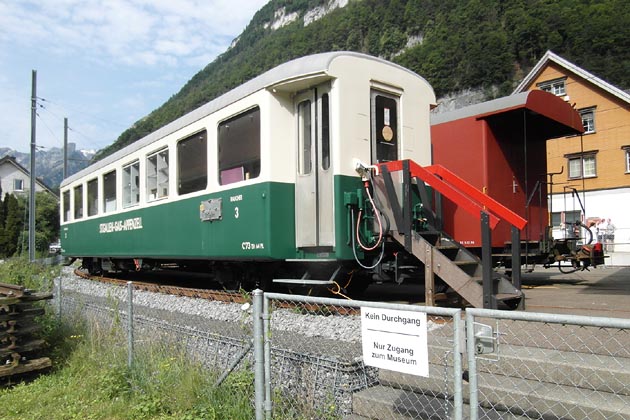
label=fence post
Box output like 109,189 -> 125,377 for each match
466,310 -> 479,420
56,276 -> 62,320
263,294 -> 273,419
452,310 -> 463,420
252,289 -> 265,420
127,281 -> 134,369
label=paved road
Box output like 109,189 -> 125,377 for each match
361,265 -> 630,319
521,265 -> 630,319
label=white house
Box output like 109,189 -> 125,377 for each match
0,155 -> 57,198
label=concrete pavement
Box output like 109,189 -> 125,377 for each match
521,264 -> 630,318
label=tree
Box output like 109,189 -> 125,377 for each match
90,0 -> 630,162
0,193 -> 6,257
0,192 -> 59,258
34,191 -> 60,251
0,194 -> 23,257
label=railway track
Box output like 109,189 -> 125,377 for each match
74,268 -> 248,302
73,269 -> 361,316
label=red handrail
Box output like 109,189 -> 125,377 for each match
378,160 -> 527,230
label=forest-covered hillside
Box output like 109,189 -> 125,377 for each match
95,0 -> 630,160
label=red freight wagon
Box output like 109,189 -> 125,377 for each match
431,90 -> 584,259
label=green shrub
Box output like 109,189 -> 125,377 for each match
0,312 -> 254,419
0,257 -> 59,292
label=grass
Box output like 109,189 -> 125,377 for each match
0,258 -> 255,420
0,256 -> 60,291
0,327 -> 255,419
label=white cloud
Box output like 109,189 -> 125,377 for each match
0,0 -> 267,67
0,0 -> 269,152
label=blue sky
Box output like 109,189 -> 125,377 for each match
0,0 -> 268,153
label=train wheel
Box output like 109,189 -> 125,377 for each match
82,258 -> 102,276
254,275 -> 273,291
344,279 -> 370,297
216,270 -> 242,291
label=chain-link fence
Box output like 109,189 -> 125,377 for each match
465,308 -> 630,420
51,273 -> 630,420
257,292 -> 463,420
53,276 -> 255,384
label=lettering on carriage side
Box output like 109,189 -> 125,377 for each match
99,217 -> 144,234
230,195 -> 243,219
241,241 -> 265,250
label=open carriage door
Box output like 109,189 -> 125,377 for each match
371,89 -> 399,163
295,85 -> 334,249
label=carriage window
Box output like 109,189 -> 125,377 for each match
298,101 -> 312,175
321,93 -> 330,170
87,178 -> 98,216
62,190 -> 70,222
178,130 -> 207,194
123,160 -> 140,208
371,91 -> 399,163
73,185 -> 83,219
147,148 -> 169,201
218,107 -> 260,185
103,170 -> 117,213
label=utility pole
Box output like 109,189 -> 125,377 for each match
63,117 -> 68,179
29,70 -> 37,261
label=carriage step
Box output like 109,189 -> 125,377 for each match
272,279 -> 335,286
492,253 -> 541,257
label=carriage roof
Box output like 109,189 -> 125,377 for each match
62,52 -> 426,187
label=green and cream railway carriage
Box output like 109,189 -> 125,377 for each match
60,52 -> 436,289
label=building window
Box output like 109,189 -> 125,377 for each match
551,210 -> 582,227
178,130 -> 208,194
623,147 -> 630,173
580,108 -> 596,134
87,178 -> 98,216
122,160 -> 140,208
537,78 -> 566,96
567,153 -> 597,179
147,148 -> 169,201
218,107 -> 260,185
13,179 -> 24,191
103,170 -> 117,213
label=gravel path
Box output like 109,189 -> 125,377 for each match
56,267 -> 453,363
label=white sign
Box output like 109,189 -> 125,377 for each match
361,307 -> 429,377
